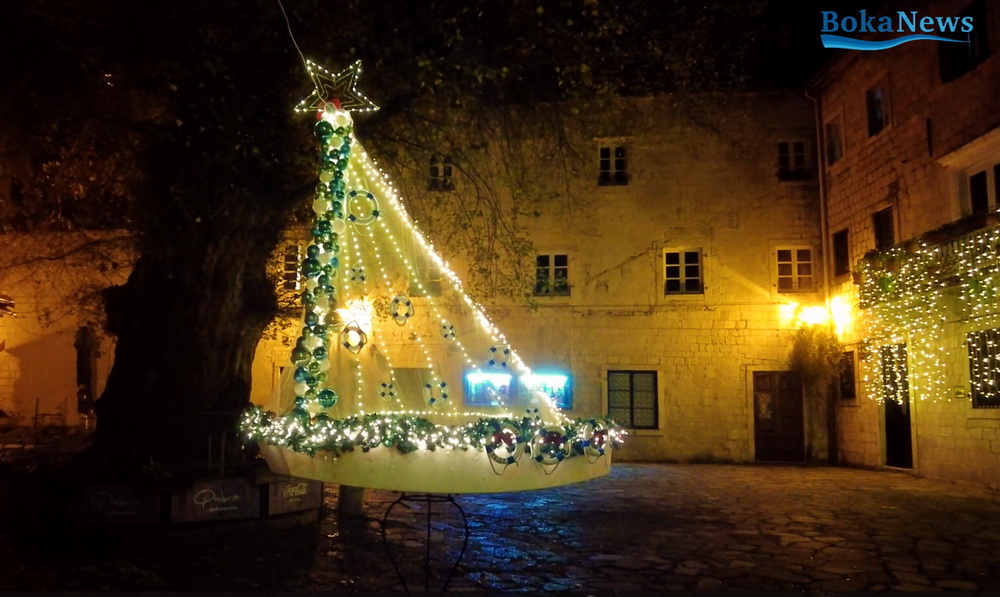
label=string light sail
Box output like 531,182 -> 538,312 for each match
242,60 -> 623,493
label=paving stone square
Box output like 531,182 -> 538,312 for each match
4,463 -> 1000,591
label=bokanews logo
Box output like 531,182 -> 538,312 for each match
821,10 -> 973,50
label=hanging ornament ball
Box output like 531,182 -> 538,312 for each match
330,108 -> 353,129
303,334 -> 323,350
487,345 -> 511,369
317,389 -> 338,408
294,382 -> 309,396
318,170 -> 334,183
313,346 -> 328,360
304,311 -> 319,326
291,346 -> 311,367
290,407 -> 311,423
313,198 -> 332,214
303,257 -> 322,277
294,367 -> 309,383
314,120 -> 334,139
331,219 -> 347,234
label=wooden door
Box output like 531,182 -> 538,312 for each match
881,345 -> 913,468
753,371 -> 804,462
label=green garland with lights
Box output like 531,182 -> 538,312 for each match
242,406 -> 624,462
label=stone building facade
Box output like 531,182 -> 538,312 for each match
3,92 -> 826,464
253,92 -> 825,464
813,0 -> 1000,485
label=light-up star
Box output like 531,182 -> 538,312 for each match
296,59 -> 380,114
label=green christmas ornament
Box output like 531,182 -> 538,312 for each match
291,346 -> 310,367
314,120 -> 334,139
318,389 -> 338,408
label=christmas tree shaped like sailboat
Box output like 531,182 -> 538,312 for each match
242,60 -> 623,493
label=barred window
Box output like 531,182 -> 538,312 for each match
598,145 -> 628,186
429,154 -> 454,191
840,351 -> 857,400
607,370 -> 658,429
967,328 -> 1000,409
777,141 -> 811,181
825,119 -> 844,165
832,229 -> 850,277
408,253 -> 442,297
866,82 -> 890,137
776,248 -> 815,293
535,254 -> 570,296
282,243 -> 301,291
664,250 -> 703,294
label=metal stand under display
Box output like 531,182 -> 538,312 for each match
381,493 -> 469,594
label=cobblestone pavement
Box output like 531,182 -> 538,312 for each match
5,463 -> 1000,591
321,463 -> 1000,592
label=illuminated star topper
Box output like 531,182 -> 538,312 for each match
296,59 -> 380,114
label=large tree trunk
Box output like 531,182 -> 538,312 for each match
91,215 -> 280,477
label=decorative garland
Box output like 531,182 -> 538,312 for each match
242,406 -> 625,461
857,224 -> 1000,403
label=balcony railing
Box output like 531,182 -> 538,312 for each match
858,212 -> 1000,310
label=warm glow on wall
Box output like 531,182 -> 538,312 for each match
779,301 -> 833,328
829,295 -> 853,337
336,299 -> 374,334
779,302 -> 799,325
798,306 -> 830,327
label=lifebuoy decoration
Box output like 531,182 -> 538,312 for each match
441,321 -> 455,340
582,419 -> 609,458
346,189 -> 381,225
348,264 -> 367,284
485,421 -> 524,466
390,295 -> 414,325
340,321 -> 367,354
423,380 -> 449,405
486,345 -> 510,369
379,382 -> 397,400
531,426 -> 568,465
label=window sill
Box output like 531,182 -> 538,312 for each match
777,171 -> 813,183
866,125 -> 892,144
627,428 -> 665,438
967,408 -> 1000,419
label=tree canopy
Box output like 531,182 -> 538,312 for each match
0,0 -> 828,476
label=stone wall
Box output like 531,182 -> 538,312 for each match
816,0 -> 1000,485
0,232 -> 127,426
256,92 -> 824,463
